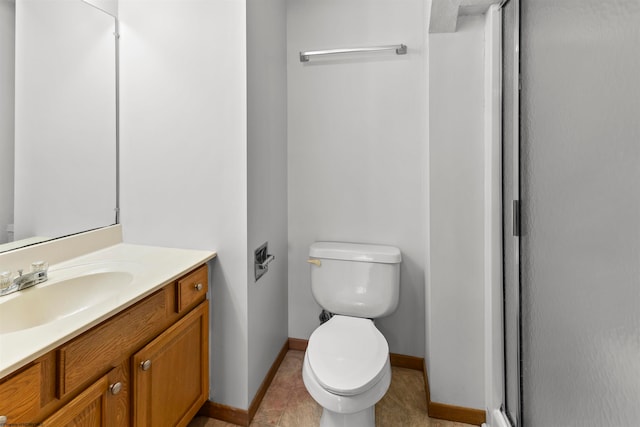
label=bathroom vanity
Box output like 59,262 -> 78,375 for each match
0,229 -> 215,427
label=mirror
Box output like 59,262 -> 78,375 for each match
0,0 -> 118,253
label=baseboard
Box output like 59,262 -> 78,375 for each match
199,339 -> 289,427
428,402 -> 487,426
288,337 -> 308,351
248,340 -> 289,420
288,340 -> 424,373
202,337 -> 486,427
422,359 -> 432,404
198,401 -> 248,426
389,352 -> 424,371
422,360 -> 486,425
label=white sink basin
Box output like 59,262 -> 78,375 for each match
0,271 -> 133,334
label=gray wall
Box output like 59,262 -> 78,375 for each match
119,0 -> 250,409
247,0 -> 289,404
428,14 -> 486,409
286,0 -> 428,359
121,0 -> 290,410
118,0 -> 498,412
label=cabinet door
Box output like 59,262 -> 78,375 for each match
40,366 -> 127,427
132,301 -> 209,427
0,362 -> 43,425
41,375 -> 109,427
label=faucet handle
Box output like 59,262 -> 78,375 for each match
17,269 -> 23,277
31,261 -> 48,273
0,271 -> 11,290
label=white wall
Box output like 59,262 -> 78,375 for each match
286,0 -> 428,358
14,0 -> 116,241
247,0 -> 288,404
0,0 -> 14,244
427,14 -> 486,409
118,0 -> 249,409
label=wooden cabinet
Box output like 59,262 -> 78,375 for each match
176,266 -> 208,313
0,352 -> 56,426
41,363 -> 130,427
0,264 -> 209,427
132,301 -> 208,427
57,287 -> 169,399
0,359 -> 45,425
42,374 -> 111,427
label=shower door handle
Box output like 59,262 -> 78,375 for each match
513,200 -> 521,237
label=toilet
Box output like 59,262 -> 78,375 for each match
302,241 -> 402,427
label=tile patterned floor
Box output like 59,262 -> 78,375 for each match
189,350 -> 476,427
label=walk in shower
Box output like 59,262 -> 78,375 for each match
503,0 -> 640,425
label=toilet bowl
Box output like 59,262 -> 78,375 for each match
302,315 -> 391,427
303,242 -> 402,427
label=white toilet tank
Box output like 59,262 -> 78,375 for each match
308,242 -> 401,318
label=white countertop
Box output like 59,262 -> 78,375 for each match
0,243 -> 216,378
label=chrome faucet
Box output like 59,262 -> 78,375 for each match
0,262 -> 48,297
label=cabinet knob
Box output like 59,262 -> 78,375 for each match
140,359 -> 152,371
109,382 -> 123,395
195,283 -> 203,291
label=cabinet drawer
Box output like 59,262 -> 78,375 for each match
176,265 -> 208,313
0,362 -> 42,424
58,288 -> 169,398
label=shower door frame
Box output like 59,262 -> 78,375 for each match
500,0 -> 521,425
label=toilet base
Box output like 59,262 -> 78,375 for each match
319,406 -> 375,427
303,352 -> 391,427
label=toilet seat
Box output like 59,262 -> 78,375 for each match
306,315 -> 389,396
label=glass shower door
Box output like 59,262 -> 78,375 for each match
519,0 -> 640,425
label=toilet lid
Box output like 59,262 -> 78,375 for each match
307,315 -> 389,396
